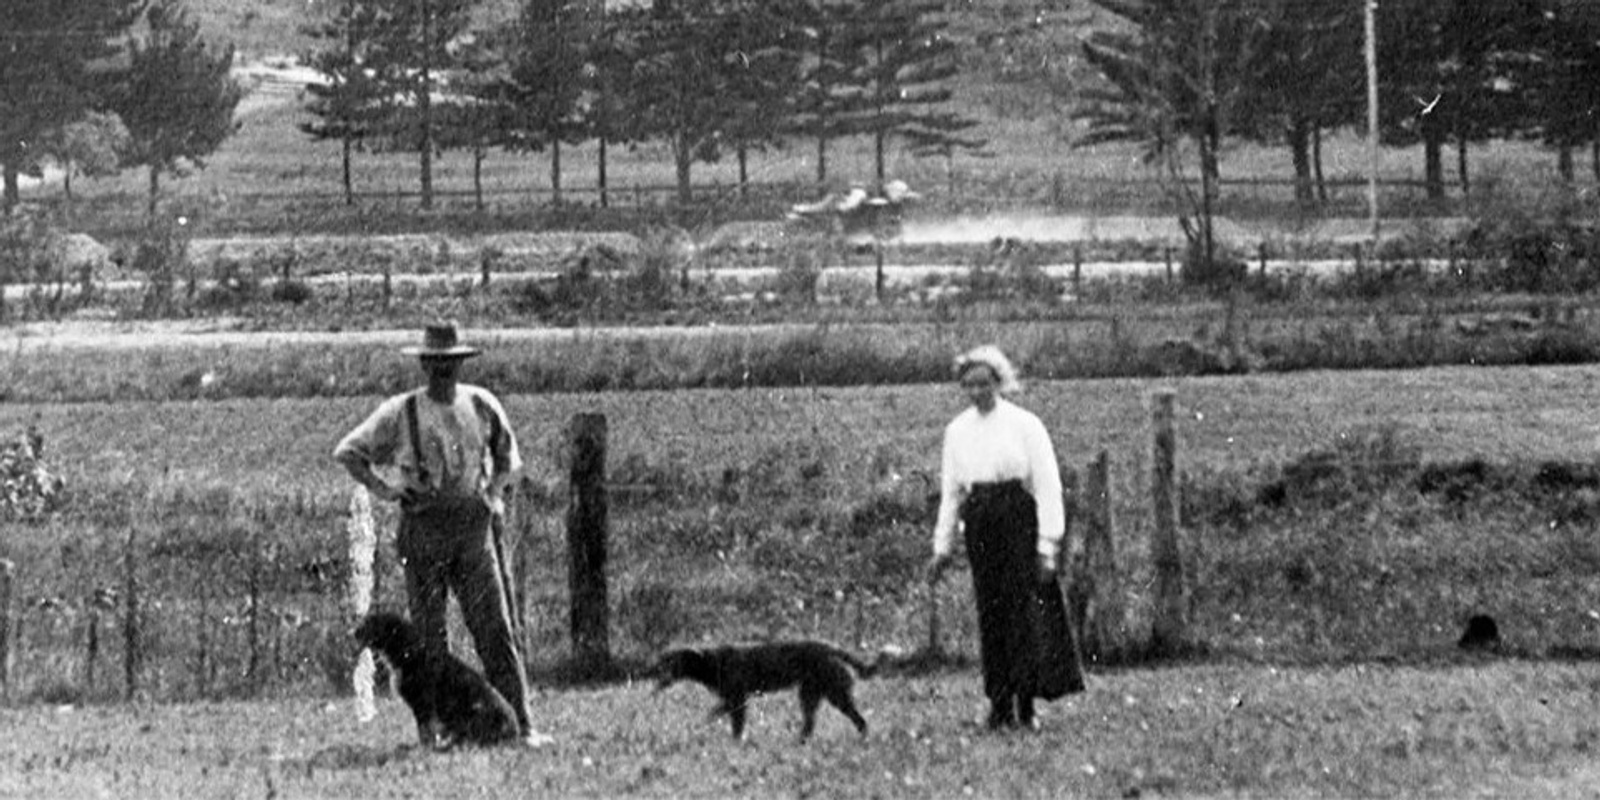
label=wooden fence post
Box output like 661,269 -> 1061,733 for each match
567,413 -> 611,674
1150,391 -> 1189,654
0,559 -> 12,703
123,528 -> 140,702
511,477 -> 540,666
1069,451 -> 1123,662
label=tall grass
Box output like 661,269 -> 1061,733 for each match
5,300 -> 1600,403
6,363 -> 1600,704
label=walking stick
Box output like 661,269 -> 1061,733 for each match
926,574 -> 942,657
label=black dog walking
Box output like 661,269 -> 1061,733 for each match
653,641 -> 879,740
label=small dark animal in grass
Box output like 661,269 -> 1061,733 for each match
1458,614 -> 1501,652
353,612 -> 520,750
653,641 -> 882,740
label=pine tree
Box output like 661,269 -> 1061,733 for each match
302,0 -> 392,205
1521,0 -> 1600,183
112,0 -> 243,217
829,0 -> 971,190
606,0 -> 758,204
711,2 -> 807,198
1078,0 -> 1267,278
361,0 -> 480,210
1242,1 -> 1363,206
436,35 -> 514,211
1376,0 -> 1532,199
0,0 -> 146,214
495,0 -> 594,205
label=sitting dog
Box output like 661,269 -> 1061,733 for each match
653,640 -> 881,740
353,611 -> 520,749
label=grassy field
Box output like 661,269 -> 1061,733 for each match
5,360 -> 1600,691
4,661 -> 1600,798
4,5 -> 1599,795
10,360 -> 1600,506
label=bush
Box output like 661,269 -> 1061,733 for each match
130,217 -> 192,318
270,278 -> 315,305
1460,176 -> 1600,294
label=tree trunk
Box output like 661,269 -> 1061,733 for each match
1423,132 -> 1445,200
417,0 -> 435,210
419,83 -> 434,210
2,165 -> 18,215
1313,125 -> 1328,202
737,146 -> 748,199
341,137 -> 354,206
473,146 -> 485,211
551,140 -> 563,205
1455,134 -> 1470,197
675,134 -> 693,204
147,166 -> 161,218
1557,145 -> 1574,184
815,134 -> 828,184
598,138 -> 609,209
1289,114 -> 1314,207
874,128 -> 886,190
1199,110 -> 1220,272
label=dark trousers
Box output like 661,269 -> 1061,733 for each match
398,496 -> 533,733
962,481 -> 1041,715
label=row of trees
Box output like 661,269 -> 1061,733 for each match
0,0 -> 242,216
1079,0 -> 1600,202
301,0 -> 986,209
1075,0 -> 1600,270
4,1 -> 1600,230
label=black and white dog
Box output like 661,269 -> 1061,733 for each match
653,640 -> 883,740
353,611 -> 520,749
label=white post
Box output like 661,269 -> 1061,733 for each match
348,487 -> 377,722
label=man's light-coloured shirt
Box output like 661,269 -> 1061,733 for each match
933,397 -> 1065,564
333,384 -> 522,502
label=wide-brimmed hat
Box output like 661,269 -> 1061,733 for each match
402,321 -> 480,359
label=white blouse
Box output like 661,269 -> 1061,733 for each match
932,397 -> 1066,565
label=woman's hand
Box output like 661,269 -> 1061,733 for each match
925,553 -> 952,586
1036,554 -> 1057,585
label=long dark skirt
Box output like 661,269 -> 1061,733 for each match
962,480 -> 1085,705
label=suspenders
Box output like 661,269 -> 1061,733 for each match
405,390 -> 506,490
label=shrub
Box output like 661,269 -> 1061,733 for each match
0,425 -> 64,522
270,278 -> 315,305
130,217 -> 192,318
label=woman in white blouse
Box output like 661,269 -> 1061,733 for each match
926,345 -> 1082,730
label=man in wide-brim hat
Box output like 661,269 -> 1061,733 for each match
334,321 -> 552,749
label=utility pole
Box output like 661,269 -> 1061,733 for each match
1365,0 -> 1380,247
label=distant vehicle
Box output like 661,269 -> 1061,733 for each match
787,180 -> 920,249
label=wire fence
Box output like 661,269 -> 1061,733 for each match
21,172 -> 1538,243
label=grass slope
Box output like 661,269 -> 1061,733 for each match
4,662 -> 1600,798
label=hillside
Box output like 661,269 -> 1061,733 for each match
23,0 -> 1581,234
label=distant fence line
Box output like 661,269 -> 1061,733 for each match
19,173 -> 1523,240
